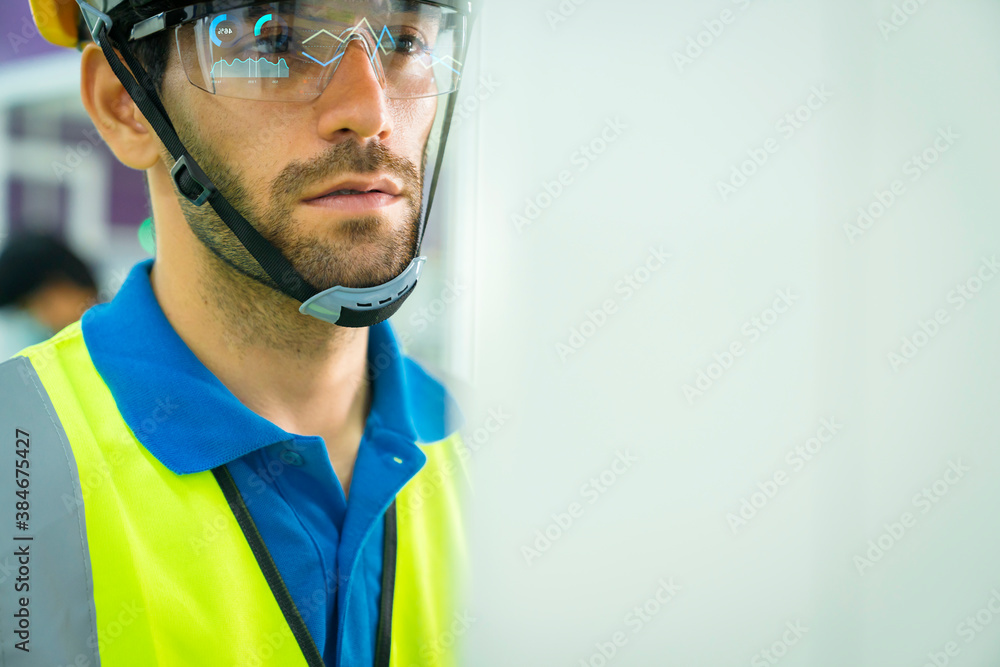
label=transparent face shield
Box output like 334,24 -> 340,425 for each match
172,0 -> 467,102
118,0 -> 473,325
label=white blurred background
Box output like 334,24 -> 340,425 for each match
456,0 -> 1000,665
4,0 -> 1000,664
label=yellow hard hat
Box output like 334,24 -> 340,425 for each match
28,0 -> 83,48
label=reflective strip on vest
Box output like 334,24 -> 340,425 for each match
0,356 -> 101,664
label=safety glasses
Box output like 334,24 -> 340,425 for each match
132,0 -> 467,102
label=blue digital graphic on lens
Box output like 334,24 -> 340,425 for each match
209,14 -> 242,48
254,13 -> 273,36
211,57 -> 290,78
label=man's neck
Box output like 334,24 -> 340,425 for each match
147,173 -> 371,491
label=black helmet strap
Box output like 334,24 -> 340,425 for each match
92,18 -> 333,304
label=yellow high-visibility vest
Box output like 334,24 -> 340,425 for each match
0,321 -> 469,666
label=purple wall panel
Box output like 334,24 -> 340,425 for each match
8,178 -> 68,232
0,1 -> 63,65
8,180 -> 23,230
110,160 -> 149,229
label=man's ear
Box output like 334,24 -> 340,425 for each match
79,43 -> 162,170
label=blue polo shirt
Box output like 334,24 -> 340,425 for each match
80,258 -> 461,667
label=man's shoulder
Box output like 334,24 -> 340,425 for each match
0,322 -> 92,424
8,319 -> 85,362
5,320 -> 86,377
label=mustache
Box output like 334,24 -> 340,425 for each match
270,140 -> 422,202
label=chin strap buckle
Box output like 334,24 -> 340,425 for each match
171,155 -> 216,207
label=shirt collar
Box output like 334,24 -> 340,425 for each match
81,259 -> 462,475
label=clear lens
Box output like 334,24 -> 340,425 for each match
175,1 -> 465,102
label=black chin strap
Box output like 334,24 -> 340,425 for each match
94,20 -> 320,303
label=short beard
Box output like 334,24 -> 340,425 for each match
176,127 -> 424,292
165,111 -> 424,352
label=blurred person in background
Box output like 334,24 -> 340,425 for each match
0,231 -> 98,337
0,0 -> 481,665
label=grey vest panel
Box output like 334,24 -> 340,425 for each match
0,356 -> 100,666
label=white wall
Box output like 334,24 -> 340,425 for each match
461,1 -> 1000,665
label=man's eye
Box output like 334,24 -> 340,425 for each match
251,33 -> 291,54
393,33 -> 428,56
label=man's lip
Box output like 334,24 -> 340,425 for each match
301,191 -> 402,212
303,176 -> 402,201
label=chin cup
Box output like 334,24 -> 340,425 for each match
299,256 -> 426,327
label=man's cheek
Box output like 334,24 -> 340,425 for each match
392,96 -> 436,144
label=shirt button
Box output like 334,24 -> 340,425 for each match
279,449 -> 304,466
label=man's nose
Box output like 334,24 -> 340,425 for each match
313,39 -> 393,142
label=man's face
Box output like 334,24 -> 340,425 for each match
162,28 -> 438,293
